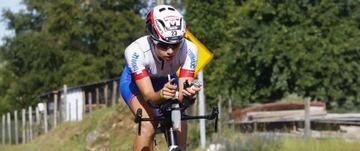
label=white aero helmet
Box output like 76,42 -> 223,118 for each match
146,5 -> 186,44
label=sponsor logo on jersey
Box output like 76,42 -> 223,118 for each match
188,50 -> 196,69
131,52 -> 140,71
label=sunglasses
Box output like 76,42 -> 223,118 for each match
156,42 -> 181,50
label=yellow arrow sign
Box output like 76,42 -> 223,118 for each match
184,30 -> 214,75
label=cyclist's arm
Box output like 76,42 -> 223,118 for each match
178,77 -> 194,102
135,77 -> 162,104
178,42 -> 199,102
124,46 -> 163,104
135,76 -> 177,103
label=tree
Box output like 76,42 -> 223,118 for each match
185,0 -> 237,105
186,0 -> 360,110
0,0 -> 146,113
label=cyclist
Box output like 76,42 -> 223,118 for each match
119,5 -> 200,151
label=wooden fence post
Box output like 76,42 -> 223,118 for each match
54,93 -> 58,128
217,96 -> 223,137
82,91 -> 86,117
7,112 -> 11,144
14,110 -> 18,144
96,88 -> 100,108
44,102 -> 48,133
34,106 -> 39,138
112,81 -> 117,106
76,99 -> 79,121
2,114 -> 5,144
88,92 -> 92,112
104,84 -> 109,106
28,106 -> 33,141
64,85 -> 68,122
35,107 -> 40,126
59,93 -> 63,123
228,99 -> 234,129
22,109 -> 26,144
68,102 -> 71,121
304,97 -> 311,138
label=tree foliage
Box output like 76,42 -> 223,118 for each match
0,0 -> 146,113
1,0 -> 360,114
186,0 -> 360,110
185,0 -> 237,105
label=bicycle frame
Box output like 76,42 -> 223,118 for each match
134,100 -> 218,151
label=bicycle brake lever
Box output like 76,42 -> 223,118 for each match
181,80 -> 197,109
215,114 -> 218,133
135,109 -> 142,135
183,80 -> 192,89
209,107 -> 218,120
212,107 -> 219,133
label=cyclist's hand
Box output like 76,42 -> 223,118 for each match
160,78 -> 177,100
182,85 -> 201,99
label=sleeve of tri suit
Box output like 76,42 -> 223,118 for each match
124,44 -> 149,80
179,42 -> 198,78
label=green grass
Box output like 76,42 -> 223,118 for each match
2,103 -> 360,151
0,107 -> 109,151
0,104 -> 141,151
0,103 -> 170,151
279,137 -> 360,151
205,129 -> 360,151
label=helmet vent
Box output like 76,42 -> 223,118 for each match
168,7 -> 175,11
159,8 -> 166,12
156,20 -> 166,29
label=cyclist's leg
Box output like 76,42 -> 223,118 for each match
119,65 -> 158,151
129,95 -> 158,151
176,121 -> 188,150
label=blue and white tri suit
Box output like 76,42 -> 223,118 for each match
119,36 -> 198,105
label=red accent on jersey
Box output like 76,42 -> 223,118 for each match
179,69 -> 195,78
132,69 -> 149,80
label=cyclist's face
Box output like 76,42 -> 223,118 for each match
155,42 -> 181,61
